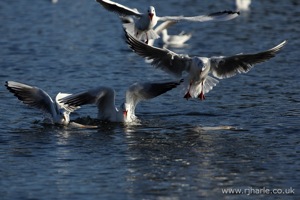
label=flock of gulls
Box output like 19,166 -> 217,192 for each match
6,0 -> 286,128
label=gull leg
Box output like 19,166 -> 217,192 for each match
184,92 -> 191,100
198,92 -> 205,100
145,33 -> 149,44
198,82 -> 205,100
184,80 -> 193,100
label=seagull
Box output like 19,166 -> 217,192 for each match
123,19 -> 192,47
96,0 -> 239,43
125,31 -> 287,100
58,80 -> 182,123
148,20 -> 192,47
235,0 -> 251,11
5,81 -> 95,128
161,29 -> 192,47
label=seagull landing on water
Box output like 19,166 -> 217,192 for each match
96,0 -> 239,43
58,80 -> 182,123
5,81 -> 95,128
125,31 -> 287,100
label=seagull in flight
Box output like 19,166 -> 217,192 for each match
5,81 -> 95,128
58,80 -> 182,123
96,0 -> 239,43
125,31 -> 287,100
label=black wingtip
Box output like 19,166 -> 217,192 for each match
170,79 -> 184,88
178,79 -> 184,85
225,10 -> 240,15
209,10 -> 240,17
5,81 -> 14,93
170,79 -> 184,89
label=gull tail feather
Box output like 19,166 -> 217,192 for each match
185,76 -> 219,99
203,76 -> 219,94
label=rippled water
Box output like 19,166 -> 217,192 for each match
0,0 -> 299,199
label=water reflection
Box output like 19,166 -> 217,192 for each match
2,112 -> 299,199
121,122 -> 243,198
118,119 -> 299,198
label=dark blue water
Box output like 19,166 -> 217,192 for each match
0,0 -> 299,199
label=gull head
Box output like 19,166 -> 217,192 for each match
189,57 -> 205,78
121,103 -> 137,123
120,103 -> 128,121
56,109 -> 70,125
147,6 -> 155,20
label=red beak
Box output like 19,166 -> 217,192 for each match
123,110 -> 128,119
148,13 -> 154,20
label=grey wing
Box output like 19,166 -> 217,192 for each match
126,79 -> 183,107
210,40 -> 287,79
96,0 -> 142,17
158,10 -> 239,22
125,30 -> 191,77
154,21 -> 177,35
58,87 -> 116,114
5,81 -> 56,115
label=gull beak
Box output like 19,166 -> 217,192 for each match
148,13 -> 154,21
123,110 -> 128,119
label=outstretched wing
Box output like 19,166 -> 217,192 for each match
96,0 -> 142,17
158,11 -> 239,22
126,79 -> 183,109
210,40 -> 287,79
58,86 -> 117,116
125,30 -> 191,77
5,81 -> 56,116
55,93 -> 80,113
